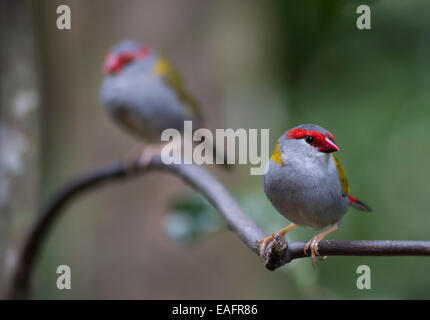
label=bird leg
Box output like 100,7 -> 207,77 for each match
123,144 -> 145,175
123,143 -> 165,175
258,223 -> 297,261
138,143 -> 166,167
304,223 -> 339,269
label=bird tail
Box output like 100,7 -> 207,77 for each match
348,195 -> 372,212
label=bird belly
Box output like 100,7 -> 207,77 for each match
101,75 -> 200,142
263,159 -> 349,229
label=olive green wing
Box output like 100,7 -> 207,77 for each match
332,153 -> 350,195
153,55 -> 202,119
333,154 -> 372,212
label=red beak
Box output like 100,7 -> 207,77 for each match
103,54 -> 119,74
318,137 -> 340,153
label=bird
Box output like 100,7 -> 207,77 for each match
100,40 -> 226,168
259,124 -> 371,268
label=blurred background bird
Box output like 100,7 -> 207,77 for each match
259,124 -> 371,268
100,40 -> 226,167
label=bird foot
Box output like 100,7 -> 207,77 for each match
123,144 -> 164,176
258,223 -> 296,263
257,234 -> 275,261
137,144 -> 164,167
304,235 -> 324,269
304,223 -> 338,269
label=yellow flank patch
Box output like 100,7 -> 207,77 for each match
270,141 -> 284,166
332,154 -> 350,194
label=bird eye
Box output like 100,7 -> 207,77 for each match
305,136 -> 314,144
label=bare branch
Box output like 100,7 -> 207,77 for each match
7,156 -> 430,299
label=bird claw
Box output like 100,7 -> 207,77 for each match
304,235 -> 323,269
257,224 -> 296,263
257,235 -> 274,262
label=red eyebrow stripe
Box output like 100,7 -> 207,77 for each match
287,128 -> 321,140
104,47 -> 151,74
124,47 -> 150,60
114,47 -> 150,62
286,128 -> 327,147
287,128 -> 335,142
135,47 -> 150,58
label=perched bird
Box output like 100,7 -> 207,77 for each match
100,40 -> 225,166
260,124 -> 371,267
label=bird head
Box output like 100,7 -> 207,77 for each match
286,124 -> 339,153
272,124 -> 340,165
103,40 -> 151,74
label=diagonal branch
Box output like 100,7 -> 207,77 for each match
7,156 -> 430,299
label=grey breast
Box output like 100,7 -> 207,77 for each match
263,154 -> 349,230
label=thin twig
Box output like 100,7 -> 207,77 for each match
7,156 -> 430,299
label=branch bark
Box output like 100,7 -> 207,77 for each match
7,156 -> 430,299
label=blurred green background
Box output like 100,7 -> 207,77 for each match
2,0 -> 430,299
